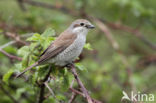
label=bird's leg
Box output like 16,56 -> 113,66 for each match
65,62 -> 74,68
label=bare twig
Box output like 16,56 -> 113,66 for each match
68,64 -> 102,103
0,41 -> 16,49
0,49 -> 22,61
68,92 -> 77,103
69,88 -> 102,103
69,88 -> 84,97
3,32 -> 28,46
69,64 -> 93,103
44,82 -> 55,98
70,79 -> 75,88
1,31 -> 28,47
44,82 -> 60,103
68,80 -> 77,103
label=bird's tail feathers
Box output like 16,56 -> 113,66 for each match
15,62 -> 38,78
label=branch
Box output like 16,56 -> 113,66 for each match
38,65 -> 52,103
69,88 -> 84,97
22,0 -> 78,16
3,32 -> 28,46
68,64 -> 93,103
92,18 -> 131,67
67,65 -> 102,103
0,41 -> 16,49
69,88 -> 102,103
0,49 -> 22,61
0,40 -> 22,61
44,82 -> 55,98
68,80 -> 77,103
38,84 -> 45,103
92,18 -> 137,92
68,92 -> 77,103
17,0 -> 155,50
106,22 -> 156,50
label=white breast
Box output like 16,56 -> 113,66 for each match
47,33 -> 86,66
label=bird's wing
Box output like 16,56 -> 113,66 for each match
38,31 -> 77,64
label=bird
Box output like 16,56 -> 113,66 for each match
16,19 -> 95,78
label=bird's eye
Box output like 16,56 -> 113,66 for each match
80,23 -> 84,26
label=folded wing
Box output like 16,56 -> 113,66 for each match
38,31 -> 77,64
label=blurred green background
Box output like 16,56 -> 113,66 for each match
0,0 -> 156,103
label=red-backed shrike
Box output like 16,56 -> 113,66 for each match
16,19 -> 95,77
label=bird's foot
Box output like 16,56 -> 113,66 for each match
65,62 -> 74,68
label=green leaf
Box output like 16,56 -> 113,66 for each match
56,94 -> 66,101
32,72 -> 38,85
84,43 -> 93,50
3,46 -> 17,54
62,74 -> 70,91
2,70 -> 14,84
26,33 -> 41,41
37,65 -> 50,79
75,63 -> 87,71
22,53 -> 30,67
15,63 -> 23,71
44,97 -> 56,103
17,46 -> 29,56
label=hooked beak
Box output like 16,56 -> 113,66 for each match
86,24 -> 95,29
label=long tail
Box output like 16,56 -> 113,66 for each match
15,62 -> 38,78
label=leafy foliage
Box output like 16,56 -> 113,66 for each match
2,28 -> 89,102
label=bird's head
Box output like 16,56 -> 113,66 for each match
69,19 -> 95,35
